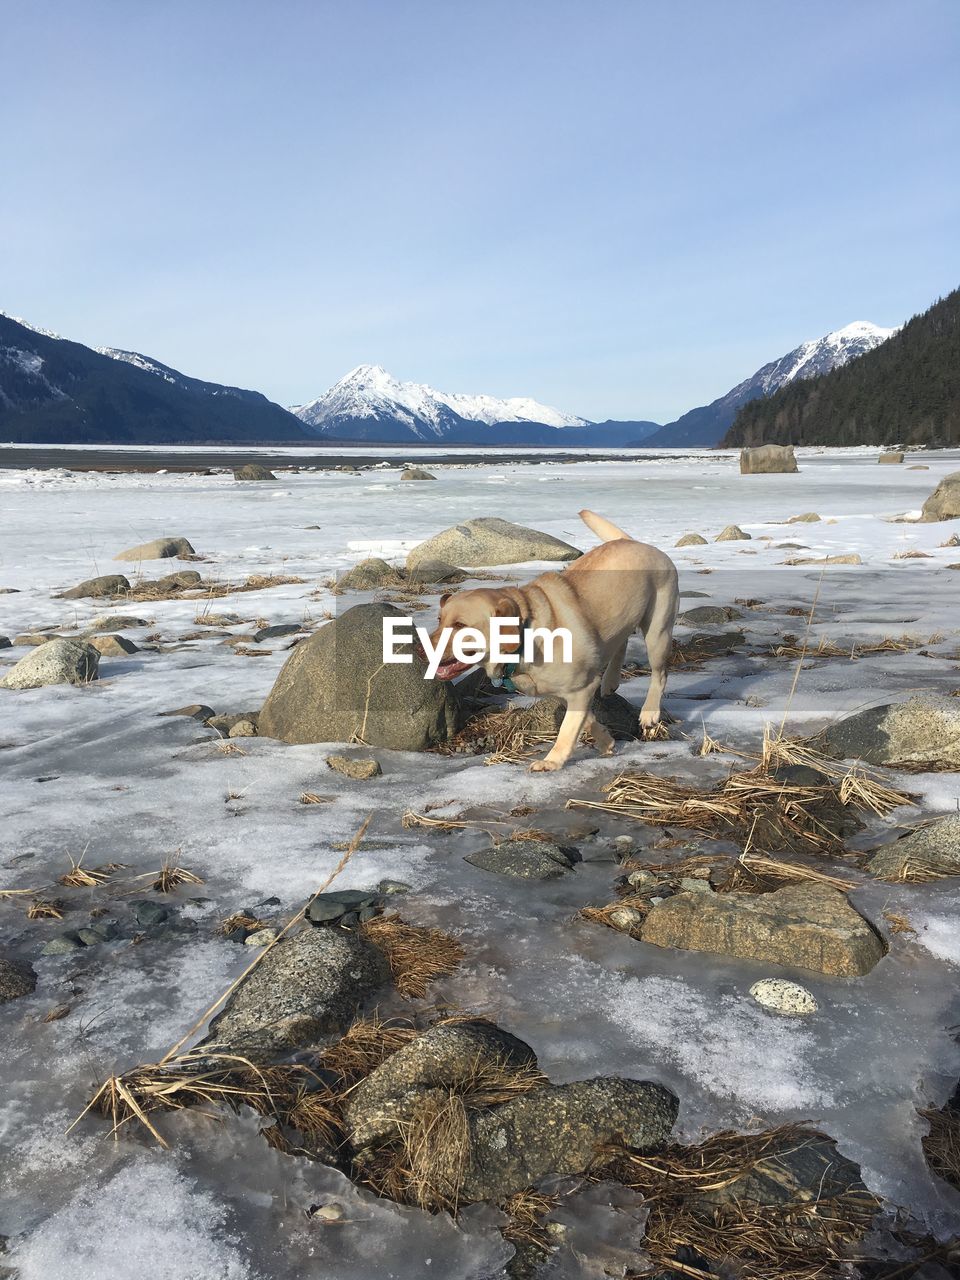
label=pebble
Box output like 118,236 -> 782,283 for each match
377,879 -> 411,896
308,1203 -> 344,1223
750,978 -> 818,1016
133,899 -> 172,928
626,869 -> 660,890
41,934 -> 84,956
245,928 -> 280,947
607,905 -> 645,931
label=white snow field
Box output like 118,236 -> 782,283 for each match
2,447 -> 960,1277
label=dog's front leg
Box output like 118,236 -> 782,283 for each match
529,688 -> 595,772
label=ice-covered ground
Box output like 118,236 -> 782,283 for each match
2,448 -> 960,1277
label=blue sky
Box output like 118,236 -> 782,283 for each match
2,0 -> 958,422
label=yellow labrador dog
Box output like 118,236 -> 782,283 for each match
429,510 -> 679,771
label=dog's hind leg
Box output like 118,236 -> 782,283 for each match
640,608 -> 674,729
529,685 -> 598,772
600,638 -> 628,696
585,711 -> 615,756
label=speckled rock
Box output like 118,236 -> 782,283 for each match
206,926 -> 389,1058
750,978 -> 818,1016
820,695 -> 960,769
675,532 -> 708,547
326,754 -> 382,779
715,525 -> 751,542
0,957 -> 37,1003
462,1078 -> 679,1201
740,444 -> 798,475
866,815 -> 960,882
407,517 -> 580,569
0,638 -> 99,689
61,573 -> 130,600
90,634 -> 139,657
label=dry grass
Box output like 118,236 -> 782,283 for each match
75,1050 -> 341,1151
233,646 -> 272,657
640,720 -> 671,741
141,861 -> 205,893
358,1051 -> 546,1212
579,894 -> 649,936
883,910 -> 917,935
299,792 -> 333,805
123,573 -> 305,603
568,767 -> 854,855
500,1188 -> 559,1249
313,1013 -> 419,1090
359,914 -> 465,998
216,912 -> 264,937
26,897 -> 65,920
439,705 -> 559,764
58,856 -> 125,888
697,725 -> 725,756
893,549 -> 933,559
920,1100 -> 960,1192
760,730 -> 914,818
769,633 -> 924,661
215,739 -> 247,756
599,1124 -> 881,1280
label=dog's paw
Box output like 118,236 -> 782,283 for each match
529,758 -> 562,773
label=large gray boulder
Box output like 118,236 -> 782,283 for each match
641,883 -> 884,977
878,451 -> 904,464
407,517 -> 580,569
462,1078 -> 679,1202
115,536 -> 195,561
920,471 -> 960,521
61,573 -> 130,600
740,444 -> 799,474
0,638 -> 99,689
345,1021 -> 538,1149
258,602 -> 463,750
819,695 -> 960,769
866,815 -> 960,882
400,468 -> 436,481
206,926 -> 389,1058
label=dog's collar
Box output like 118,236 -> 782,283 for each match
491,619 -> 527,693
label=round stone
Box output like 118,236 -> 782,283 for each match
749,978 -> 818,1016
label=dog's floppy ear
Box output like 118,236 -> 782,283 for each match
439,592 -> 452,608
493,594 -> 526,653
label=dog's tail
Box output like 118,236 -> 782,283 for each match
579,509 -> 632,543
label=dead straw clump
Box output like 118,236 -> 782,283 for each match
500,1188 -> 560,1249
313,1013 -> 419,1091
599,1123 -> 881,1280
26,897 -> 65,920
147,861 -> 204,893
58,857 -> 125,888
76,1050 -> 341,1152
217,912 -> 264,937
440,705 -> 559,764
359,914 -> 465,998
299,791 -> 333,805
760,728 -> 913,817
568,767 -> 852,855
920,1099 -> 960,1192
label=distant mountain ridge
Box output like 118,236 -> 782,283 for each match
721,289 -> 960,448
291,363 -> 660,445
0,313 -> 310,444
642,321 -> 895,447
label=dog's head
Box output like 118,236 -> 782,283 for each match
429,587 -> 525,680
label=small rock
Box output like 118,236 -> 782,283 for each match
0,636 -> 10,649
466,838 -> 577,880
308,1203 -> 345,1222
156,570 -> 202,590
234,464 -> 276,481
0,956 -> 37,1002
89,634 -> 139,657
750,978 -> 818,1016
245,928 -> 280,947
41,934 -> 84,956
134,900 -> 172,928
0,638 -> 99,689
866,815 -> 960,881
337,558 -> 401,590
677,605 -> 742,625
405,560 -> 467,585
228,719 -> 258,738
878,451 -> 905,464
785,553 -> 862,566
626,869 -> 660,890
326,754 -> 382,780
715,525 -> 751,542
675,532 -> 708,547
607,905 -> 645,931
158,704 -> 216,721
86,614 -> 151,632
61,574 -> 130,600
786,512 -> 822,523
400,468 -> 437,481
207,712 -> 260,735
306,888 -> 381,924
254,623 -> 302,643
377,879 -> 412,896
14,633 -> 53,647
115,537 -> 195,561
77,926 -> 114,946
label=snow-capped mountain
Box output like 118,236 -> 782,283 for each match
644,320 -> 896,447
291,364 -> 589,442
